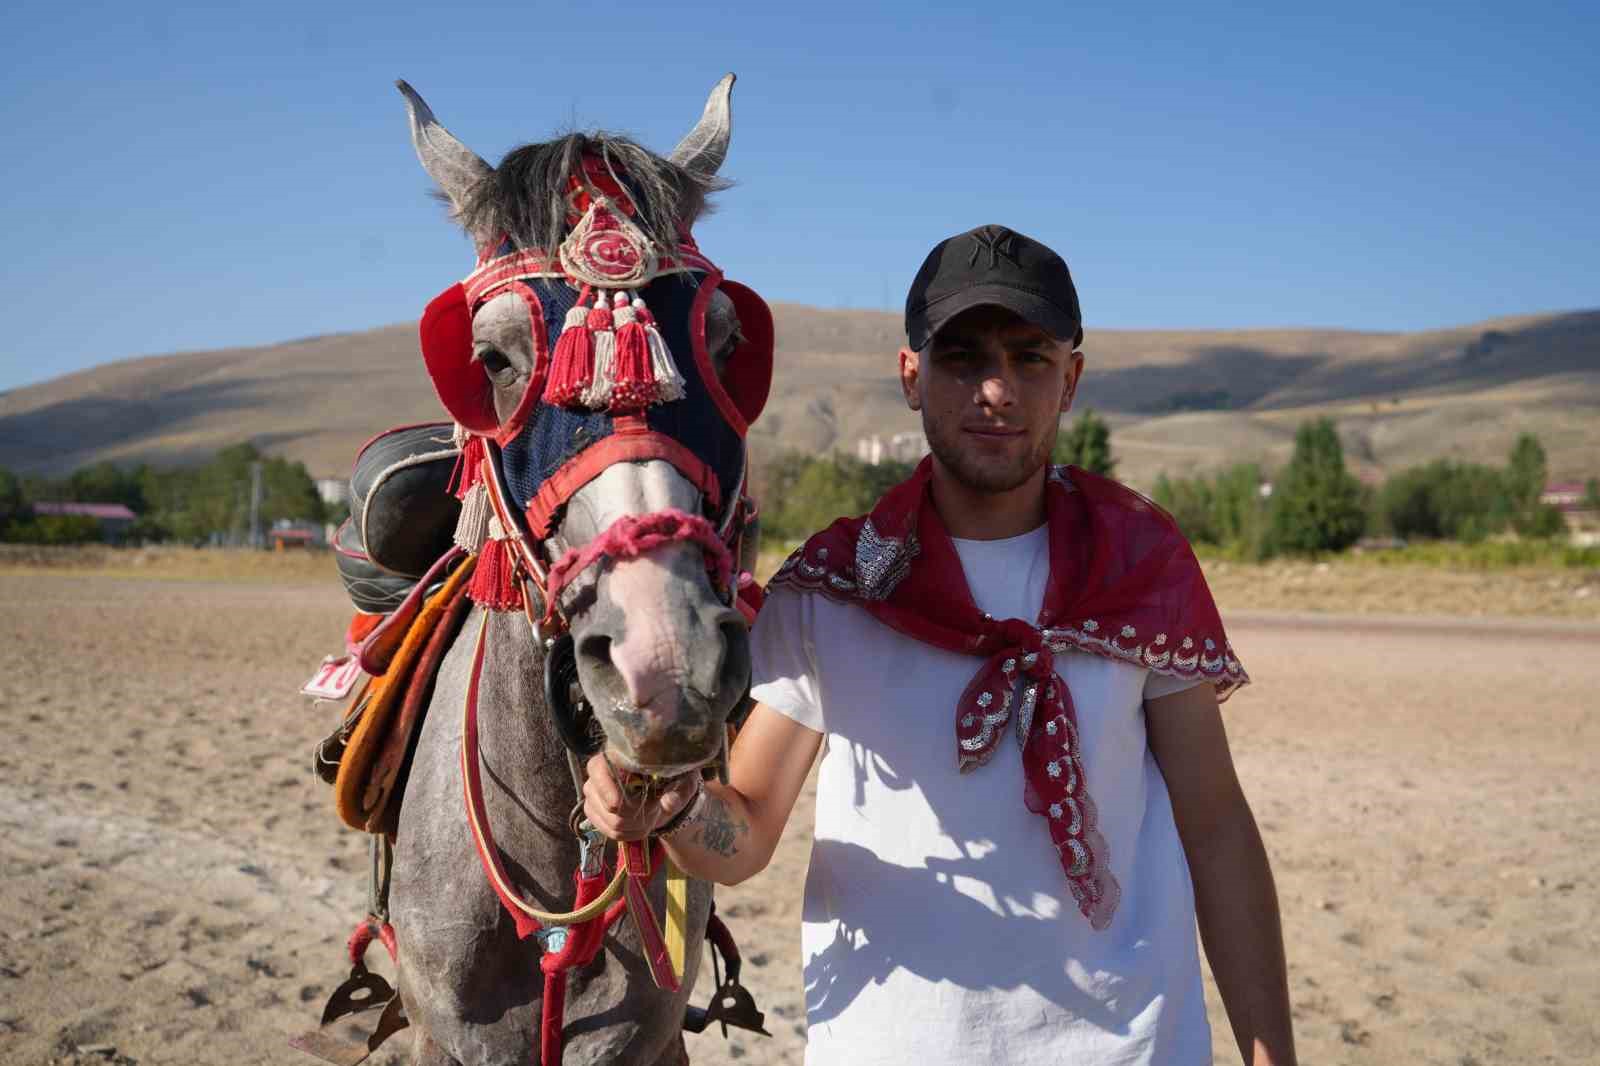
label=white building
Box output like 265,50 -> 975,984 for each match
315,478 -> 348,508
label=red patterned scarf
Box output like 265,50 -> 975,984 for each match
767,459 -> 1248,929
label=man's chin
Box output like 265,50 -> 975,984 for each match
936,452 -> 1046,496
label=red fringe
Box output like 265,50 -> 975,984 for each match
449,435 -> 486,499
467,539 -> 524,611
608,316 -> 655,410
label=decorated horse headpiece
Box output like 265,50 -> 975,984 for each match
405,77 -> 773,632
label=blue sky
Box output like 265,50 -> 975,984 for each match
1,1 -> 1595,391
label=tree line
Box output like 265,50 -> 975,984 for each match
754,410 -> 1592,560
1152,421 -> 1585,559
0,444 -> 331,545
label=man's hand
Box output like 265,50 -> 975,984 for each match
579,703 -> 823,886
581,756 -> 701,842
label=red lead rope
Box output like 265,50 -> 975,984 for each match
460,611 -> 666,1064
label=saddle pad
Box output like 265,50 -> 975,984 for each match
335,555 -> 477,833
365,576 -> 475,837
355,547 -> 466,676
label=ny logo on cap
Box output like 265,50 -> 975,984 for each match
968,225 -> 1020,269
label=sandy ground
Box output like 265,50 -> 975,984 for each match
1,562 -> 1597,1065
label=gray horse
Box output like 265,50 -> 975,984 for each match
387,78 -> 752,1065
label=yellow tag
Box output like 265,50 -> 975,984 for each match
665,859 -> 689,981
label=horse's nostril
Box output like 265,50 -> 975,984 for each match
577,634 -> 614,673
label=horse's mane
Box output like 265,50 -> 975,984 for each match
457,132 -> 730,255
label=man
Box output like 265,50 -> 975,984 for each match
585,225 -> 1296,1065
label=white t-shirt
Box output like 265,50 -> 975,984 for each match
750,524 -> 1211,1066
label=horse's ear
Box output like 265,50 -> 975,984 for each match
396,80 -> 493,237
669,73 -> 734,179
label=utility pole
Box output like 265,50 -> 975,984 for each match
249,461 -> 264,549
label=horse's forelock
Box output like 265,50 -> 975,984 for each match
457,133 -> 730,256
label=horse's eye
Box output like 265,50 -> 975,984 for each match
478,347 -> 512,375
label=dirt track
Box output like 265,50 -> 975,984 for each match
1,571 -> 1596,1065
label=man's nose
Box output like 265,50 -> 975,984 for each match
977,367 -> 1018,408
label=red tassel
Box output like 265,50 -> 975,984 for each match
449,435 -> 486,500
542,294 -> 596,407
467,539 -> 524,611
608,292 -> 656,410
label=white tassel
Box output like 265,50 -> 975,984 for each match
454,481 -> 491,552
639,298 -> 686,403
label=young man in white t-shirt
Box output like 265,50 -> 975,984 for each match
584,225 -> 1296,1065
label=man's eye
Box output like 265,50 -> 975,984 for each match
477,347 -> 512,375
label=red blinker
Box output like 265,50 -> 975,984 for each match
419,283 -> 499,435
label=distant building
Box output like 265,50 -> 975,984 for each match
855,432 -> 930,466
888,431 -> 930,464
1541,481 -> 1590,513
270,519 -> 326,550
32,502 -> 137,542
315,478 -> 348,509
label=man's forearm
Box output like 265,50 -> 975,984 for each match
1190,810 -> 1296,1066
660,781 -> 773,886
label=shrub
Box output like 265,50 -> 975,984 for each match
1267,418 -> 1366,555
1152,463 -> 1271,559
1053,409 -> 1116,476
3,512 -> 102,545
761,453 -> 914,545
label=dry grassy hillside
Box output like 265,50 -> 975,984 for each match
1,306 -> 1595,487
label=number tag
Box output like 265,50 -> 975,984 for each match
301,655 -> 364,701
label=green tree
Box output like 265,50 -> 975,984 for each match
66,460 -> 146,510
1053,409 -> 1115,476
0,466 -> 23,523
1210,462 -> 1271,559
762,453 -> 913,543
1267,418 -> 1366,555
4,513 -> 101,545
1375,460 -> 1509,542
1504,433 -> 1565,537
1585,478 -> 1600,512
1151,473 -> 1216,544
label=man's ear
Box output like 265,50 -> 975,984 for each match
899,347 -> 922,411
1060,349 -> 1086,415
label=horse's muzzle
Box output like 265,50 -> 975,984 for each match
574,598 -> 750,773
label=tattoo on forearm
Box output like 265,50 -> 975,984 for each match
693,794 -> 748,858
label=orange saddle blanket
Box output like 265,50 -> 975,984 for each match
334,554 -> 476,835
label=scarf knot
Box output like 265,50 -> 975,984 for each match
957,617 -> 1118,929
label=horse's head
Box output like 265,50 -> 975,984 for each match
399,77 -> 772,778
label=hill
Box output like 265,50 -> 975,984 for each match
2,307 -> 1596,489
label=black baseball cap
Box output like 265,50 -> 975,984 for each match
904,225 -> 1083,351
